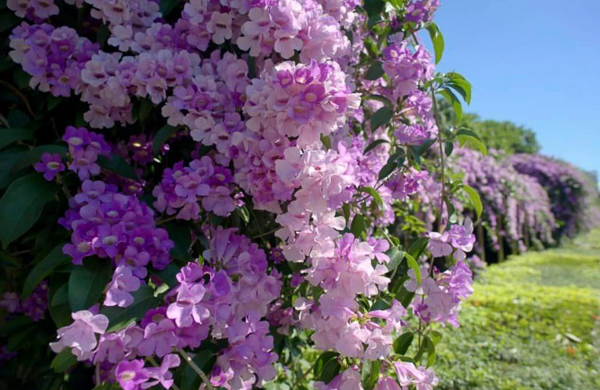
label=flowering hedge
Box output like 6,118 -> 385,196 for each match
0,0 -> 486,389
0,0 -> 595,389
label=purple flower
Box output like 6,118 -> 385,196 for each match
34,153 -> 65,181
427,232 -> 452,258
115,359 -> 150,390
137,319 -> 179,358
166,283 -> 210,327
145,354 -> 180,389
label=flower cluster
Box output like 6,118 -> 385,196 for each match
404,0 -> 441,25
428,218 -> 476,261
152,156 -> 237,219
9,23 -> 98,97
8,0 -> 59,21
60,179 -> 173,273
62,126 -> 111,180
406,259 -> 474,327
0,281 -> 49,322
50,228 -> 281,389
234,0 -> 350,61
244,60 -> 361,148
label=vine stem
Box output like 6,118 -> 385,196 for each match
0,80 -> 35,117
177,348 -> 214,390
95,364 -> 101,385
430,85 -> 446,277
156,215 -> 177,225
430,85 -> 446,234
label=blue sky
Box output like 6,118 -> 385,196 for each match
429,0 -> 600,174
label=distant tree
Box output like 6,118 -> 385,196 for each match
461,113 -> 540,154
437,99 -> 540,154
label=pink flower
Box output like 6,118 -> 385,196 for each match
427,231 -> 452,257
208,12 -> 233,44
116,359 -> 150,390
376,376 -> 401,390
49,310 -> 109,361
104,266 -> 141,308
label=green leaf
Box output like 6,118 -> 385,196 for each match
378,159 -> 397,182
0,128 -> 34,150
370,107 -> 394,131
429,330 -> 443,346
426,23 -> 445,64
361,359 -> 380,390
153,264 -> 180,288
96,25 -> 110,48
321,134 -> 332,150
97,155 -> 138,180
138,99 -> 153,125
463,184 -> 483,220
364,0 -> 385,18
68,257 -> 112,312
414,336 -> 437,367
49,284 -> 72,328
370,298 -> 391,311
365,62 -> 384,80
439,88 -> 462,124
101,284 -> 161,332
367,14 -> 384,29
314,352 -> 341,384
0,13 -> 19,33
444,141 -> 454,157
445,72 -> 472,105
407,237 -> 429,260
47,95 -> 62,111
22,244 -> 69,297
12,145 -> 67,173
0,146 -> 27,187
51,348 -> 77,373
0,174 -> 58,249
393,332 -> 415,355
359,186 -> 384,208
164,222 -> 191,261
378,148 -> 405,182
342,203 -> 351,227
386,246 -> 405,272
350,214 -> 366,238
457,133 -> 487,156
405,253 -> 421,285
160,0 -> 180,16
0,316 -> 32,335
13,69 -> 31,90
153,125 -> 175,153
395,281 -> 415,308
364,139 -> 389,154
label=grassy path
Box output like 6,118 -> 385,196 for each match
435,230 -> 600,389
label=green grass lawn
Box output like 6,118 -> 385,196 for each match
435,230 -> 600,390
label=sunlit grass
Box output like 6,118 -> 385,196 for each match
435,230 -> 600,389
